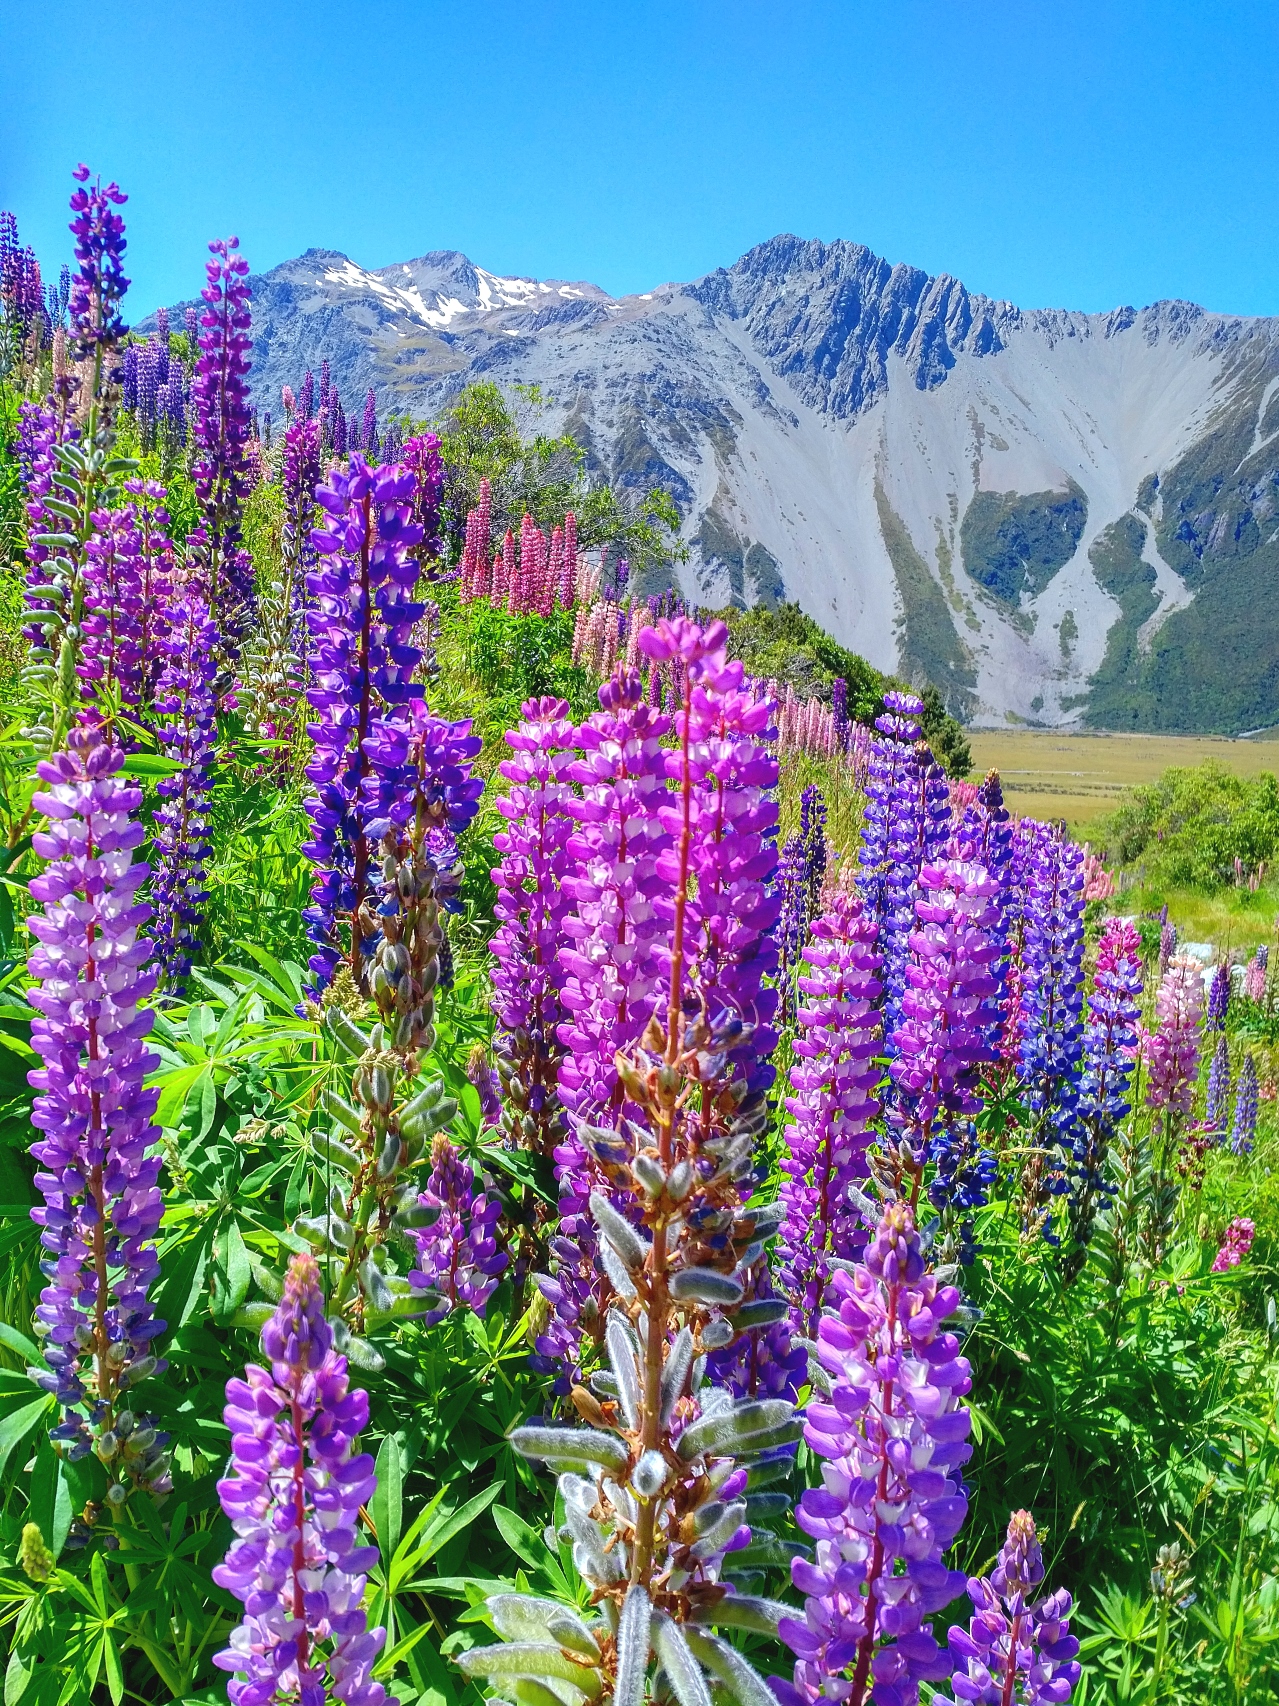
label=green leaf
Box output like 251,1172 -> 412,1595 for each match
0,1396 -> 54,1482
492,1504 -> 547,1570
102,1634 -> 123,1706
372,1435 -> 404,1563
154,1229 -> 212,1330
185,1069 -> 218,1142
4,1649 -> 32,1706
0,1322 -> 40,1364
28,1439 -> 71,1560
212,1218 -> 252,1320
120,754 -> 185,778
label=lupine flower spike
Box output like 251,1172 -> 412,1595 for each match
213,1254 -> 395,1706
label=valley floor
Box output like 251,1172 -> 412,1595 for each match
968,727 -> 1279,835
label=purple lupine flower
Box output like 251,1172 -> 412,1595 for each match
466,1043 -> 501,1127
489,695 -> 578,1165
1016,828 -> 1086,1240
158,359 -> 186,446
776,1202 -> 971,1706
777,832 -> 809,1021
18,401 -> 69,651
1206,960 -> 1230,1032
801,782 -> 828,910
881,743 -> 952,1041
1231,1052 -> 1259,1155
183,302 -> 198,352
213,1253 -> 395,1706
25,726 -> 170,1491
126,479 -> 178,709
857,690 -> 922,936
79,506 -> 145,723
1064,916 -> 1143,1275
401,433 -> 444,571
301,456 -> 425,994
831,675 -> 850,750
890,859 -> 1002,1142
149,594 -> 218,990
1205,1034 -> 1231,1135
778,888 -> 882,1336
67,164 -> 130,382
951,770 -> 1014,1030
406,1138 -> 508,1323
281,414 -> 322,613
1158,918 -> 1177,976
187,237 -> 254,635
362,388 -> 378,459
319,358 -> 331,414
1142,954 -> 1204,1141
299,368 -> 315,421
121,342 -> 139,411
939,1509 -> 1081,1705
334,402 -> 348,457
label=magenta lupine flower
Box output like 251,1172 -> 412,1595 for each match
67,164 -> 129,375
149,594 -> 219,991
489,696 -> 578,1153
407,1138 -> 509,1323
778,889 -> 883,1336
25,726 -> 168,1479
557,670 -> 673,1121
213,1254 -> 395,1706
776,1202 -> 971,1706
188,237 -> 254,635
640,618 -> 782,1102
301,456 -> 425,994
890,860 -> 1001,1141
939,1510 -> 1081,1705
1212,1217 -> 1256,1273
1142,954 -> 1204,1140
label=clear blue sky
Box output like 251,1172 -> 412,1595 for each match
3,1 -> 1276,320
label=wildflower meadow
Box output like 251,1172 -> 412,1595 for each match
0,166 -> 1275,1706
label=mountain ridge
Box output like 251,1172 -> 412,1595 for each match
157,232 -> 1279,733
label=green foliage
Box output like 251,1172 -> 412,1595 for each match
714,601 -> 972,776
431,382 -> 683,580
960,478 -> 1089,607
1099,760 -> 1279,890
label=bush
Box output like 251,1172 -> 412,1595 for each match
1099,760 -> 1279,889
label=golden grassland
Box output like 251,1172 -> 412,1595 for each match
967,727 -> 1279,837
967,727 -> 1279,954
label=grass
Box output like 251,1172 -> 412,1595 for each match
967,727 -> 1279,837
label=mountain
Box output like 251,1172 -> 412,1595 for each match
201,237 -> 1279,733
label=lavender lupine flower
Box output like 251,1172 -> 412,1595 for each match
188,237 -> 254,635
158,359 -> 186,447
280,412 -> 321,613
121,343 -> 139,411
127,480 -> 177,709
1064,917 -> 1144,1278
1016,829 -> 1086,1242
149,594 -> 218,990
213,1254 -> 395,1706
881,744 -> 952,1041
67,164 -> 130,390
466,1043 -> 501,1127
1231,1053 -> 1259,1155
952,771 -> 1014,1038
17,402 -> 63,641
1158,918 -> 1177,976
1205,1034 -> 1232,1135
406,1137 -> 508,1323
1206,960 -> 1230,1032
939,1510 -> 1081,1705
299,368 -> 315,420
489,696 -> 577,1158
301,457 -> 425,995
1244,945 -> 1269,1004
25,726 -> 170,1495
778,889 -> 883,1335
777,1202 -> 971,1706
832,675 -> 850,750
857,690 -> 923,930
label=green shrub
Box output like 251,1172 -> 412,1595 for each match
1100,760 -> 1279,889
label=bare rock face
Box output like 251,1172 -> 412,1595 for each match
158,234 -> 1279,733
